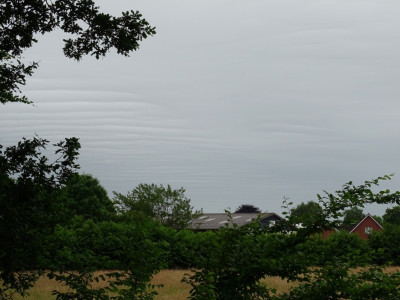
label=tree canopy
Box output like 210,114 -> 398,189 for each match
342,207 -> 364,226
0,0 -> 155,104
373,214 -> 383,225
383,206 -> 400,226
0,136 -> 80,274
56,173 -> 115,223
113,183 -> 202,230
234,204 -> 261,213
0,2 -> 155,296
290,201 -> 323,225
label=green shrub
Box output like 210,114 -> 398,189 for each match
322,231 -> 372,266
46,218 -> 167,299
369,224 -> 400,265
182,216 -> 305,300
167,229 -> 217,269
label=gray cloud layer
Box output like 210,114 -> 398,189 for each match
1,0 -> 400,215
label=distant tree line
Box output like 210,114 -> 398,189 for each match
290,200 -> 399,228
2,142 -> 400,299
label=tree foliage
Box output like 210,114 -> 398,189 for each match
342,207 -> 364,226
56,173 -> 115,224
289,200 -> 323,226
113,183 -> 201,230
183,176 -> 400,299
234,204 -> 261,213
0,136 -> 80,298
369,224 -> 400,265
46,217 -> 168,299
0,1 -> 158,298
383,206 -> 400,226
0,0 -> 155,104
373,214 -> 383,226
183,216 -> 287,300
4,167 -> 400,298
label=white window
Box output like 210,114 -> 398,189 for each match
365,227 -> 373,234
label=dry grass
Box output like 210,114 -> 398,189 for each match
11,270 -> 192,300
373,265 -> 400,273
152,270 -> 299,299
9,267 -> 400,299
12,275 -> 60,300
11,270 -> 296,299
153,269 -> 191,300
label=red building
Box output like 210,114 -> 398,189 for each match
322,213 -> 382,240
348,213 -> 383,240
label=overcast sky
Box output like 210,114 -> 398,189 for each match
1,0 -> 400,215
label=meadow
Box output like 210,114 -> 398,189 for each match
11,269 -> 299,300
11,267 -> 400,299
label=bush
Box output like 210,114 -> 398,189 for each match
322,231 -> 372,266
48,217 -> 167,271
369,224 -> 400,265
46,217 -> 168,299
167,229 -> 217,269
182,217 -> 306,300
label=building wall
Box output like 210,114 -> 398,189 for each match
351,216 -> 382,240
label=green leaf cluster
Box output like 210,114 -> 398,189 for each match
113,183 -> 202,230
0,0 -> 156,104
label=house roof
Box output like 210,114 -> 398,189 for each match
349,213 -> 383,234
331,213 -> 383,232
190,212 -> 281,230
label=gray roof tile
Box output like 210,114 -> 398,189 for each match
190,212 -> 281,230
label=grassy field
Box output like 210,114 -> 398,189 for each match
10,267 -> 400,299
10,269 -> 297,299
